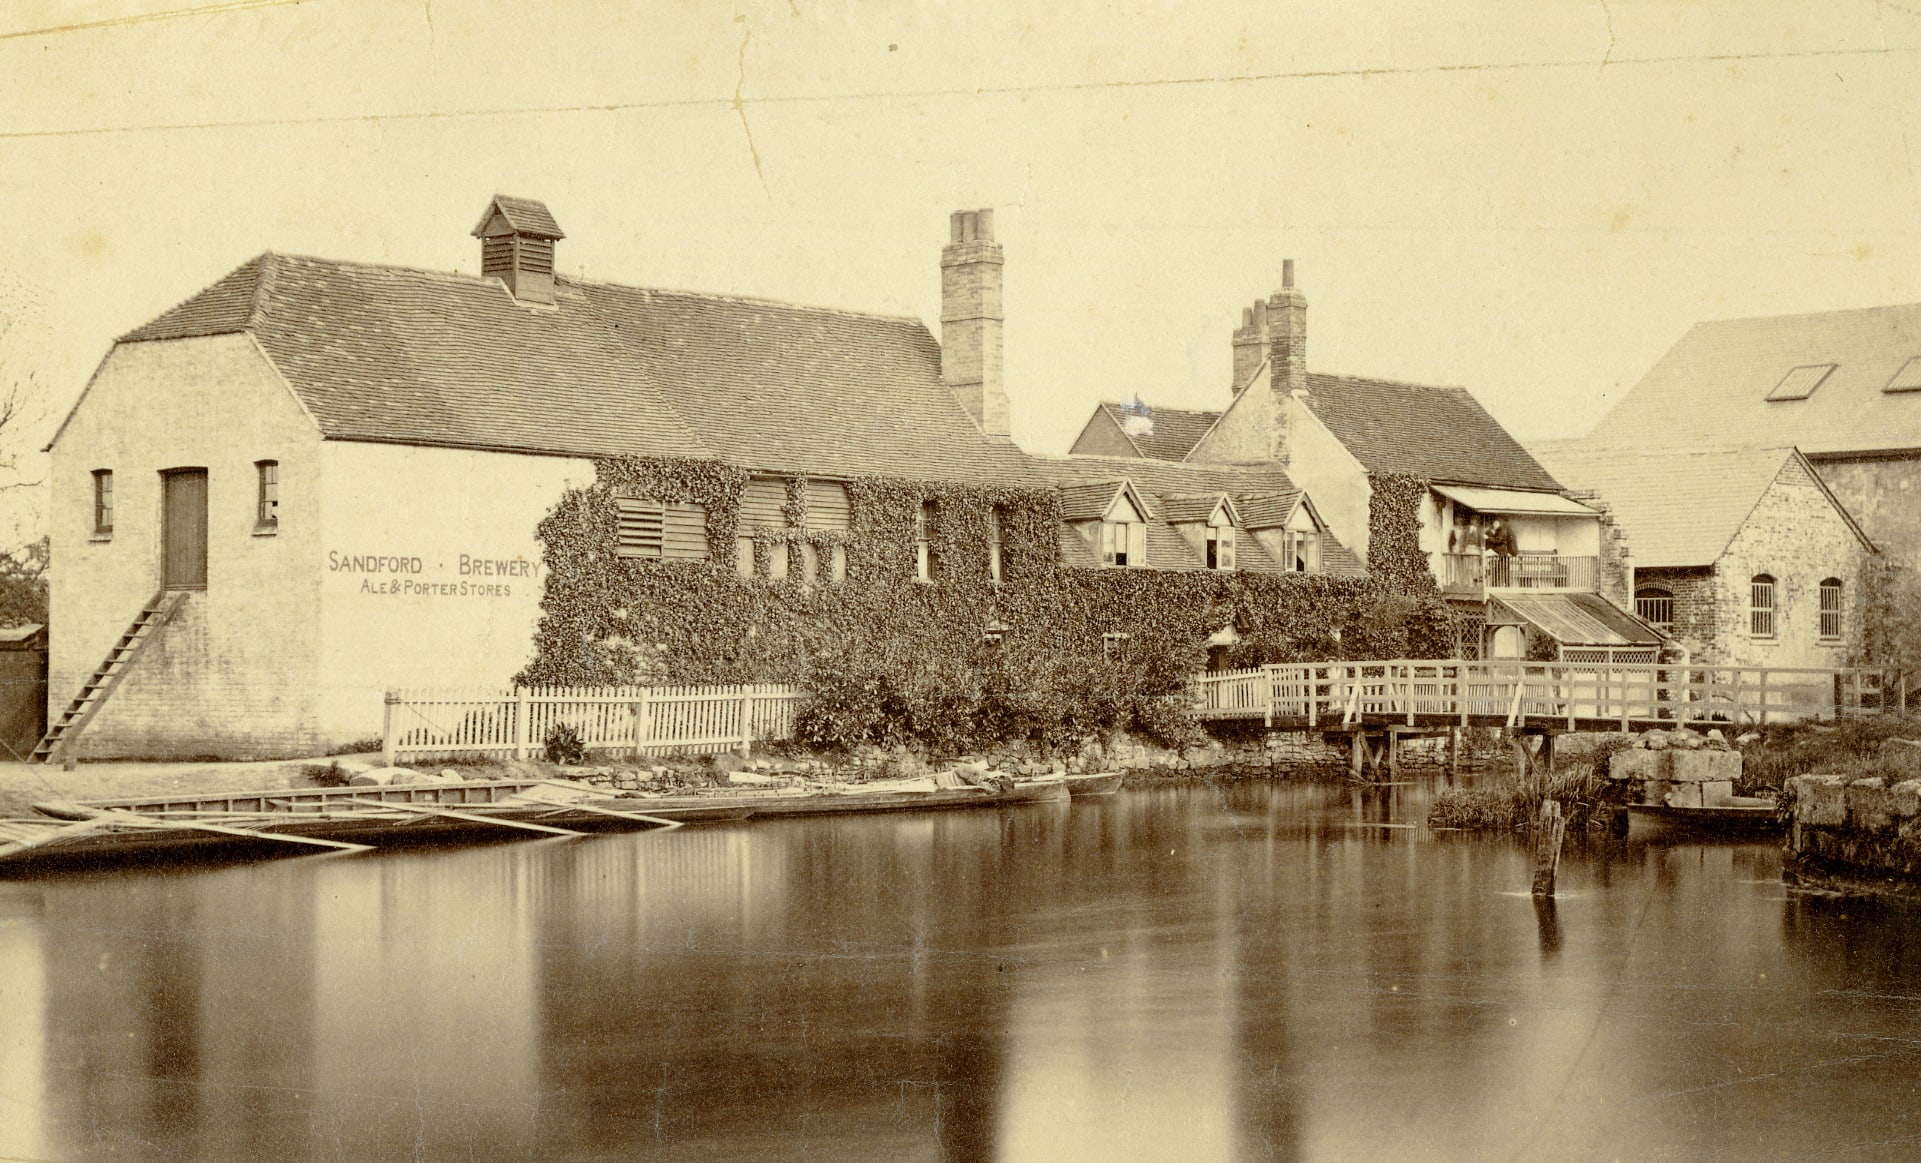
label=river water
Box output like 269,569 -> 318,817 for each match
3,781 -> 1921,1161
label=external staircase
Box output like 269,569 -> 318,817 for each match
32,590 -> 189,763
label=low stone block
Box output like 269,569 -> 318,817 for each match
1701,780 -> 1734,807
1609,749 -> 1658,781
1667,750 -> 1742,783
1665,782 -> 1703,808
1893,780 -> 1921,819
348,765 -> 410,787
1791,774 -> 1851,828
1850,779 -> 1896,832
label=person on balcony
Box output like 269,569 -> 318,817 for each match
1485,517 -> 1517,560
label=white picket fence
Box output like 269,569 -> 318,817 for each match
381,683 -> 808,763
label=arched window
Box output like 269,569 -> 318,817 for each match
1819,578 -> 1844,641
1750,574 -> 1776,638
1634,586 -> 1673,629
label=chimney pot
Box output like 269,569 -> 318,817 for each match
1283,258 -> 1295,289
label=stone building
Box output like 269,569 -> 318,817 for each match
1067,263 -> 1654,662
1579,302 -> 1921,565
45,199 -> 1369,759
1530,445 -> 1875,667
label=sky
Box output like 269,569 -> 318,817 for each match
2,0 -> 1920,545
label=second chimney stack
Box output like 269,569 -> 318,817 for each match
940,209 -> 1010,437
1267,259 -> 1308,397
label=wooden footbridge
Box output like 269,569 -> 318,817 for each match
1191,660 -> 1912,779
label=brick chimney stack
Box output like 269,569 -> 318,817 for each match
940,209 -> 1009,437
1231,298 -> 1270,395
1267,259 -> 1308,397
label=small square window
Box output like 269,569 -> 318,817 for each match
1101,631 -> 1131,657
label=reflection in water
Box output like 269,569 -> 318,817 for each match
6,783 -> 1921,1158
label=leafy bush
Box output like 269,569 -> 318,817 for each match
544,722 -> 585,765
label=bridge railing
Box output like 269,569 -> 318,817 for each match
1191,660 -> 1913,728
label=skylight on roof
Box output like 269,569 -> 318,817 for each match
1885,357 -> 1921,394
1765,363 -> 1836,402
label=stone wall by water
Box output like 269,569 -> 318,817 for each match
1785,774 -> 1921,891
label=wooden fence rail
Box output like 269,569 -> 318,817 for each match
1191,660 -> 1914,730
381,683 -> 807,764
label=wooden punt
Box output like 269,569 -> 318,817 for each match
1626,801 -> 1783,837
0,774 -> 1070,873
1064,772 -> 1124,798
611,776 -> 1072,819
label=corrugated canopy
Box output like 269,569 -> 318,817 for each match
1432,485 -> 1595,517
1493,594 -> 1663,647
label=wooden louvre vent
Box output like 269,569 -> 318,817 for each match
805,481 -> 851,531
741,478 -> 789,529
616,496 -> 708,560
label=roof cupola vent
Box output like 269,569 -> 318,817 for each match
472,195 -> 565,305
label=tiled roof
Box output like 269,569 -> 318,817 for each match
1529,442 -> 1870,568
1090,401 -> 1222,461
576,281 -> 1031,484
1237,491 -> 1303,530
1584,302 -> 1921,457
1494,593 -> 1663,647
1057,480 -> 1130,523
1158,494 -> 1229,524
1032,453 -> 1365,576
474,195 -> 564,239
1297,372 -> 1563,490
107,253 -> 1031,484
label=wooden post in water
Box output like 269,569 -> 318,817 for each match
1532,798 -> 1567,897
382,690 -> 400,767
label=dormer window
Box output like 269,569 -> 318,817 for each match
1097,485 -> 1149,568
1247,492 -> 1324,573
1058,480 -> 1151,570
1205,524 -> 1235,570
1766,364 -> 1836,402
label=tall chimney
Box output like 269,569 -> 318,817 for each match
472,195 -> 564,305
1268,259 -> 1308,397
1230,298 -> 1270,394
940,209 -> 1009,437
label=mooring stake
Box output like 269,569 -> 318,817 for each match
1531,798 -> 1567,897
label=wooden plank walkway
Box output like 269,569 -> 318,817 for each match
1191,660 -> 1910,733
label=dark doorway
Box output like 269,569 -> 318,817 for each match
162,469 -> 208,589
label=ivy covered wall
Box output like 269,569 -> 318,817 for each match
518,456 -> 1456,754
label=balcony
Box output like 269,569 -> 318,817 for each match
1435,553 -> 1596,596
